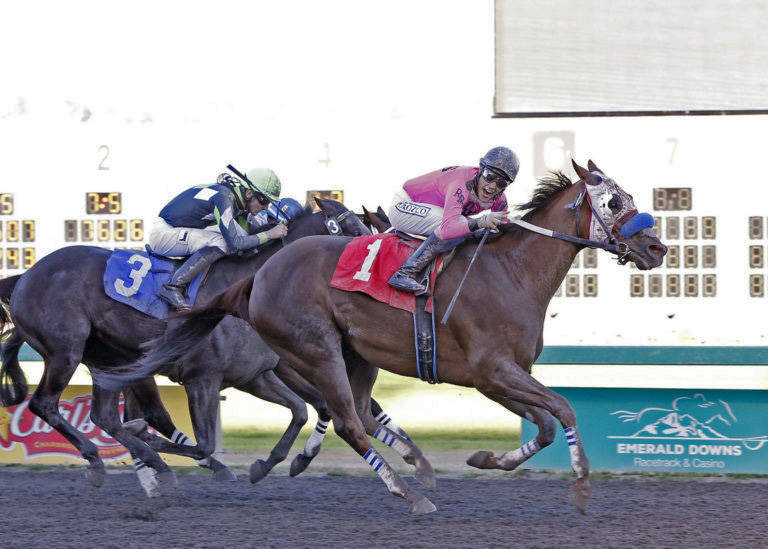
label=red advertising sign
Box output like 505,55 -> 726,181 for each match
0,393 -> 130,461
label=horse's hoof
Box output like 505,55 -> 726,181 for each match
85,467 -> 106,488
136,466 -> 161,498
249,459 -> 269,484
212,466 -> 238,482
156,470 -> 178,488
289,453 -> 313,477
571,476 -> 591,515
408,492 -> 437,516
414,458 -> 437,491
466,450 -> 497,470
122,418 -> 148,436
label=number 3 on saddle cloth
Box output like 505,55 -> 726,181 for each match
103,249 -> 206,319
330,233 -> 444,383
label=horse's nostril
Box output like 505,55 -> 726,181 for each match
649,244 -> 666,256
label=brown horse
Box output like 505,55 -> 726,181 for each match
97,160 -> 666,514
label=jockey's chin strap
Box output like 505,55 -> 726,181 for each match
511,182 -> 631,263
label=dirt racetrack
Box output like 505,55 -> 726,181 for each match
1,470 -> 766,547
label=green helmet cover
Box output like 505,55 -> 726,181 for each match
244,168 -> 281,202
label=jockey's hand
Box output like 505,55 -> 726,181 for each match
477,210 -> 509,229
265,223 -> 288,240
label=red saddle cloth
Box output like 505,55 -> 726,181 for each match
330,233 -> 441,313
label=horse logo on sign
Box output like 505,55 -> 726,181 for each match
609,393 -> 768,451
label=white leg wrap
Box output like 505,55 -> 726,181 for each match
134,459 -> 160,498
171,429 -> 196,446
373,425 -> 411,458
363,448 -> 402,495
171,429 -> 210,467
499,438 -> 540,468
303,419 -> 329,457
565,426 -> 588,477
375,411 -> 404,437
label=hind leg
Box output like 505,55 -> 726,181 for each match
28,354 -> 105,486
123,379 -> 235,481
345,351 -> 435,491
90,385 -> 176,497
234,369 -> 308,483
274,362 -> 333,476
272,337 -> 435,515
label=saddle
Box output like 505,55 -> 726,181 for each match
329,233 -> 449,384
102,247 -> 209,319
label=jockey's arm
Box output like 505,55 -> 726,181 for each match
438,182 -> 474,239
212,193 -> 280,253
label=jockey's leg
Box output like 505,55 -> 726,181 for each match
157,246 -> 225,310
388,232 -> 465,293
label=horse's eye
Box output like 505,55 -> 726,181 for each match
608,195 -> 621,210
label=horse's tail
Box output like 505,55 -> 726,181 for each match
1,329 -> 28,406
91,275 -> 255,390
0,275 -> 21,334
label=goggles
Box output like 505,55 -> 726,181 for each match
481,167 -> 512,189
243,188 -> 270,206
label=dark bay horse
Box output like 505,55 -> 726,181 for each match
97,160 -> 667,513
0,199 -> 399,495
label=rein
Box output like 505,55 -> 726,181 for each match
512,182 -> 631,264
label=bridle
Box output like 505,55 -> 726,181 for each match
511,181 -> 632,264
322,208 -> 357,236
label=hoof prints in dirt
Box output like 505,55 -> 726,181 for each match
1,471 -> 767,547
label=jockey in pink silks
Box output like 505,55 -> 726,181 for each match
388,146 -> 520,293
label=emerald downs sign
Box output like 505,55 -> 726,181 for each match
522,388 -> 768,473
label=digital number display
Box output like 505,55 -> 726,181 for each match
749,217 -> 764,239
666,217 -> 679,240
653,188 -> 692,211
307,190 -> 344,211
5,248 -> 18,269
23,248 -> 34,269
630,274 -> 716,297
0,194 -> 13,215
64,219 -> 144,242
85,192 -> 122,214
5,221 -> 18,242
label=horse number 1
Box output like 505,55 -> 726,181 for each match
353,239 -> 383,282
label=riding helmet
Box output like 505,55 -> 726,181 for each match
479,146 -> 520,183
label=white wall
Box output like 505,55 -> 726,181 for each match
2,1 -> 767,345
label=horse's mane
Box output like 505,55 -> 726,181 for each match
516,171 -> 574,220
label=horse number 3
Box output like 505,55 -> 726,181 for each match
353,239 -> 383,282
114,254 -> 152,297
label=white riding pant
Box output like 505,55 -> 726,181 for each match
388,191 -> 443,236
148,218 -> 228,257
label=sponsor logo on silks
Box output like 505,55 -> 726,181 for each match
441,166 -> 458,172
0,394 -> 152,461
395,202 -> 431,218
607,393 -> 768,456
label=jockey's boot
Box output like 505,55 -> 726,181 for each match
388,233 -> 465,294
157,246 -> 225,310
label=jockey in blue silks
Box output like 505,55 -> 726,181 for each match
149,168 -> 303,310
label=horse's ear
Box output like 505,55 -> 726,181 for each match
314,196 -> 327,211
587,159 -> 604,174
362,205 -> 371,216
376,206 -> 390,223
572,158 -> 601,186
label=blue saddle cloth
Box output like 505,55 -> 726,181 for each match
103,249 -> 205,319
